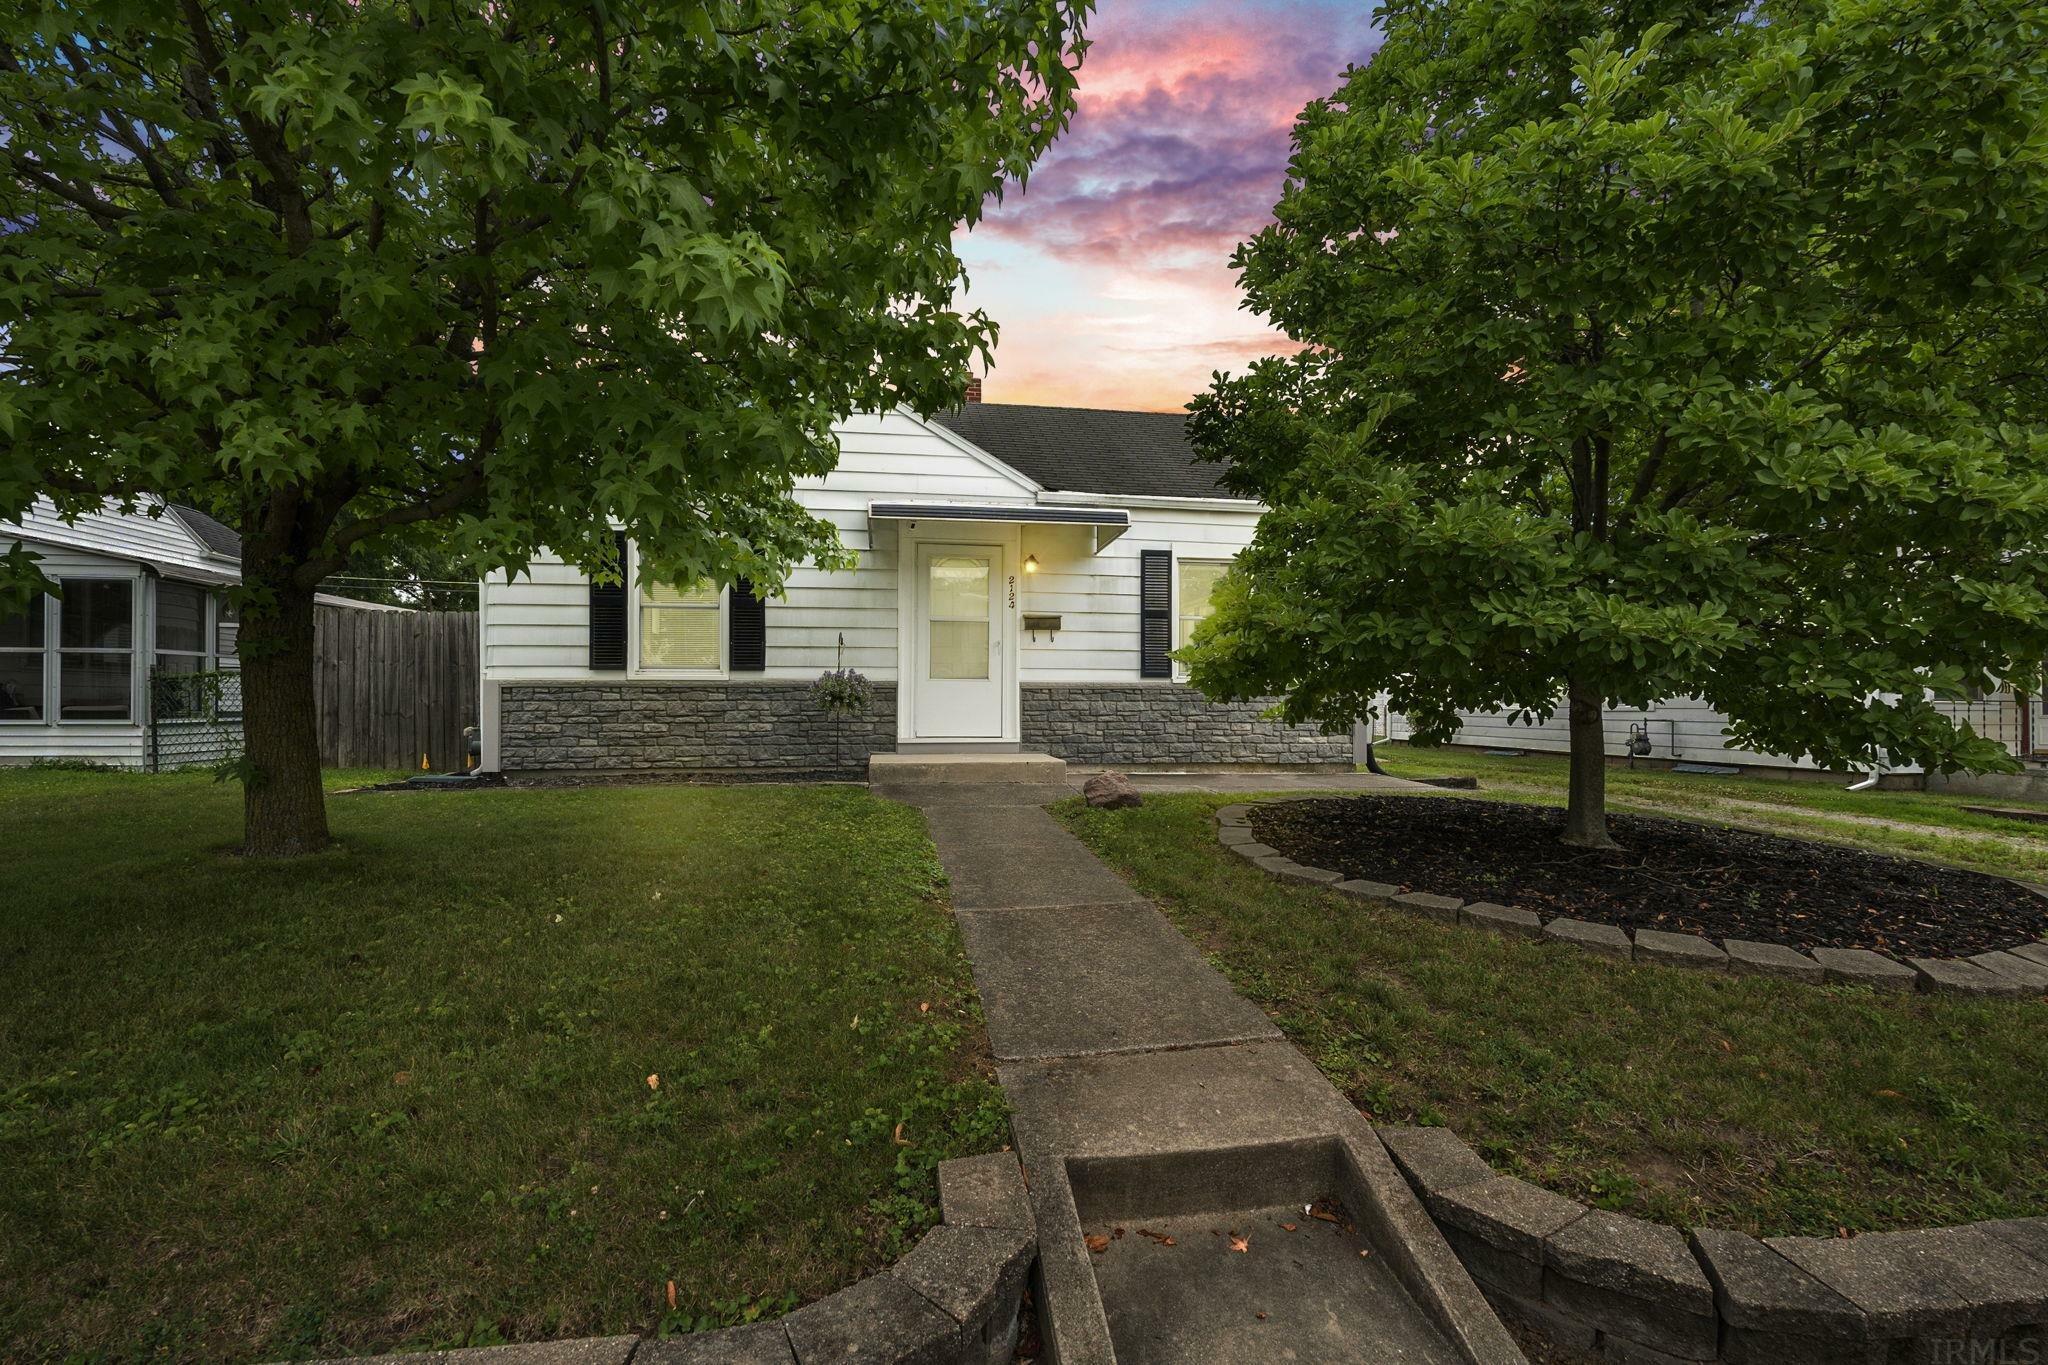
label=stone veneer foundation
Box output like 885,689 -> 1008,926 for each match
1021,683 -> 1351,769
498,681 -> 1352,775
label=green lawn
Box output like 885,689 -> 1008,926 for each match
0,769 -> 1004,1364
1058,793 -> 2048,1239
1374,743 -> 2048,883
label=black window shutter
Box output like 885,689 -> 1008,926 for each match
729,578 -> 766,672
1139,549 -> 1173,679
588,530 -> 628,671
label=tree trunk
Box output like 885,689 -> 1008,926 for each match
237,571 -> 330,856
1562,677 -> 1619,850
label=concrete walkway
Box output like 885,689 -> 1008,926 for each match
886,778 -> 1522,1365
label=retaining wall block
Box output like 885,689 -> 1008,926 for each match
1809,948 -> 1918,994
1724,939 -> 1825,984
1541,1209 -> 1717,1361
1391,890 -> 1463,923
937,1153 -> 1033,1233
1334,878 -> 1402,904
891,1224 -> 1034,1365
637,1323 -> 796,1364
1379,1125 -> 1498,1196
1907,957 -> 2033,998
1631,929 -> 1727,972
782,1274 -> 957,1365
1460,903 -> 1545,939
1424,1176 -> 1587,1299
1968,950 -> 2048,991
1543,917 -> 1633,961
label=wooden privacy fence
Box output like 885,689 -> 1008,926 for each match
314,606 -> 479,771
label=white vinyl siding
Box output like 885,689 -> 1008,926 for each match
1387,699 -> 1827,772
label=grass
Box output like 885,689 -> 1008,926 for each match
1057,792 -> 2048,1239
1371,743 -> 2048,884
0,769 -> 1004,1364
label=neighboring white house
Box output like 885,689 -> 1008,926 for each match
1,498 -> 242,768
477,403 -> 1353,775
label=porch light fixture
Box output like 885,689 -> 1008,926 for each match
1023,555 -> 1039,573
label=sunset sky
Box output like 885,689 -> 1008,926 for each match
954,0 -> 1383,413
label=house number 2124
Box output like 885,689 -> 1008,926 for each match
1007,575 -> 1017,609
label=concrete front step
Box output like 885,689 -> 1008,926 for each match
869,751 -> 1068,786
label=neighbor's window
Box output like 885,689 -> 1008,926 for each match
155,580 -> 210,675
0,596 -> 46,721
639,580 -> 724,671
57,578 -> 134,721
1176,559 -> 1231,671
215,594 -> 240,670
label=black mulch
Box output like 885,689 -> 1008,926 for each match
1248,796 -> 2048,959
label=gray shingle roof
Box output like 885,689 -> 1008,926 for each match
929,402 -> 1236,500
168,504 -> 241,559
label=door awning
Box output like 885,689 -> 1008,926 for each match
867,501 -> 1130,548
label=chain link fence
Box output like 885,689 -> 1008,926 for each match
147,668 -> 244,773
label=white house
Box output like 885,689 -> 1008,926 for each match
0,498 -> 242,767
477,403 -> 1352,775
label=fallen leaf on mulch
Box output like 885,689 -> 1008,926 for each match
1280,1222 -> 1298,1233
1308,1209 -> 1342,1225
1085,1234 -> 1111,1253
1137,1228 -> 1175,1247
1229,1235 -> 1250,1254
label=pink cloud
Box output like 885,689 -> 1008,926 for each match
961,0 -> 1377,411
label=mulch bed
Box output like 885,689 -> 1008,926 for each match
1249,796 -> 2048,959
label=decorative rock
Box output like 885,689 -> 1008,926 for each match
1810,947 -> 1918,994
938,1154 -> 1032,1231
1542,917 -> 1633,961
2009,941 -> 2048,969
1967,950 -> 2048,992
1379,1125 -> 1497,1194
1723,939 -> 1824,984
1425,1176 -> 1587,1297
1392,890 -> 1463,923
782,1273 -> 957,1365
1631,929 -> 1728,971
1460,902 -> 1544,939
639,1324 -> 795,1365
1907,956 -> 2033,998
1333,877 -> 1400,903
1081,772 -> 1142,810
1256,856 -> 1342,886
1689,1228 -> 1870,1346
1543,1209 -> 1717,1359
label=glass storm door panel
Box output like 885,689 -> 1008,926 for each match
916,544 -> 1003,738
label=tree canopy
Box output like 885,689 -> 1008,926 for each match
1186,0 -> 2048,844
0,0 -> 1089,851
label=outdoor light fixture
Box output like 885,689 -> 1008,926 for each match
1023,554 -> 1039,573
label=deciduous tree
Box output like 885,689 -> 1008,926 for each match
1187,0 -> 2048,848
1,0 -> 1087,853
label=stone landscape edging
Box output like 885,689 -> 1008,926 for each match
299,1152 -> 1036,1365
1214,802 -> 2048,1000
1376,1124 -> 2048,1365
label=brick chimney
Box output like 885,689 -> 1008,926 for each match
964,374 -> 983,403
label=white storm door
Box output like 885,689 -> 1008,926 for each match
915,543 -> 1003,738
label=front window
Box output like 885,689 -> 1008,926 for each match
639,580 -> 723,671
0,596 -> 46,721
155,581 -> 210,675
1176,560 -> 1231,673
57,579 -> 134,721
